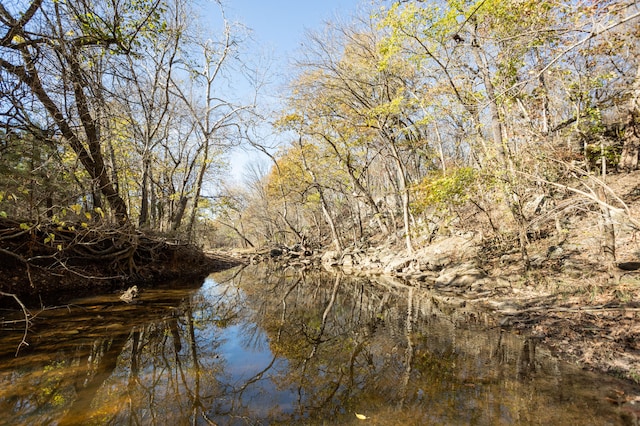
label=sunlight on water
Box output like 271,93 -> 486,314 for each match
0,265 -> 637,425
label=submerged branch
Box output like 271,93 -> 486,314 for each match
0,291 -> 31,356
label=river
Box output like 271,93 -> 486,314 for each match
0,264 -> 636,425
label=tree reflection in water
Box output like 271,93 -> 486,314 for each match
0,264 -> 637,425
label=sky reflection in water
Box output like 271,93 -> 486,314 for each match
0,264 -> 637,425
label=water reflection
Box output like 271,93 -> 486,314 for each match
0,264 -> 636,425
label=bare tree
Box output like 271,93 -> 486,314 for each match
0,0 -> 165,223
169,2 -> 254,242
115,0 -> 186,228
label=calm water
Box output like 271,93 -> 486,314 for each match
0,264 -> 637,425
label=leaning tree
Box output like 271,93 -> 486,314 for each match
0,0 -> 168,223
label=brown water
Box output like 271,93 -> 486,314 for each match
0,264 -> 637,425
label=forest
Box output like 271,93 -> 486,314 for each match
1,0 -> 640,299
236,0 -> 640,267
4,0 -> 640,408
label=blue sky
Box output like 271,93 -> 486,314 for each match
219,0 -> 366,182
226,0 -> 364,58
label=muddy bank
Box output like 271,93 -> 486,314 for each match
311,232 -> 640,388
0,218 -> 245,307
247,231 -> 640,390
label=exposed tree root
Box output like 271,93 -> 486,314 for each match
0,218 -> 245,307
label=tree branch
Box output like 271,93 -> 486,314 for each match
0,291 -> 31,356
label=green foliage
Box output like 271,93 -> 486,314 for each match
584,143 -> 621,169
71,0 -> 168,52
0,192 -> 6,218
411,167 -> 477,214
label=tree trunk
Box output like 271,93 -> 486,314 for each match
1,49 -> 129,223
217,219 -> 255,248
619,66 -> 640,171
139,156 -> 151,227
350,171 -> 389,236
598,155 -> 616,273
171,196 -> 189,232
434,122 -> 447,173
598,186 -> 616,271
386,133 -> 414,254
297,138 -> 343,253
186,145 -> 208,242
321,135 -> 389,236
472,34 -> 529,267
318,185 -> 343,253
150,167 -> 158,228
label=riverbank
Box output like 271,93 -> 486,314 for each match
235,208 -> 640,391
0,218 -> 244,307
253,172 -> 639,389
316,231 -> 640,388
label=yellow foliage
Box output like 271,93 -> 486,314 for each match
11,34 -> 26,44
70,203 -> 82,215
412,167 -> 477,214
265,147 -> 310,199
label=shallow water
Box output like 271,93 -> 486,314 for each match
0,264 -> 637,425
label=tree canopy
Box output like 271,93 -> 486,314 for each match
215,0 -> 640,269
1,0 -> 640,264
0,0 -> 253,241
